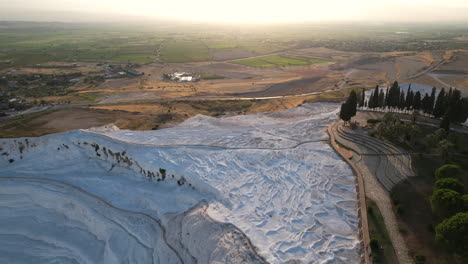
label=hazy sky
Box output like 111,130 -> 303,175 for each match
1,0 -> 468,23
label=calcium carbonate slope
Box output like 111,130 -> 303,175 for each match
0,102 -> 361,264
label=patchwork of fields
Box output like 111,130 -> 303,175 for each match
232,55 -> 328,67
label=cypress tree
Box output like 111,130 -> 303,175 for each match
461,98 -> 468,124
368,91 -> 374,108
405,87 -> 413,110
339,102 -> 351,124
399,91 -> 406,110
385,86 -> 391,106
421,93 -> 430,113
413,91 -> 421,110
428,87 -> 436,114
434,88 -> 446,118
370,85 -> 379,109
385,81 -> 400,108
447,89 -> 464,123
378,90 -> 385,108
447,87 -> 453,101
440,112 -> 450,131
339,90 -> 358,125
359,88 -> 365,107
349,90 -> 358,117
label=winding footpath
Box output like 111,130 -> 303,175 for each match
328,121 -> 414,264
327,122 -> 371,264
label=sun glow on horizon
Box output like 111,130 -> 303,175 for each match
2,0 -> 468,23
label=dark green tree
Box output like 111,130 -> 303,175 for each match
435,178 -> 464,193
428,87 -> 436,114
413,91 -> 422,110
370,85 -> 380,109
399,90 -> 406,110
348,90 -> 358,117
461,98 -> 468,124
464,195 -> 468,211
447,89 -> 465,124
433,88 -> 447,118
435,212 -> 468,255
339,102 -> 351,123
435,164 -> 462,180
431,189 -> 464,219
359,88 -> 365,107
386,81 -> 400,108
421,93 -> 430,113
378,90 -> 385,108
440,112 -> 450,131
447,87 -> 453,102
339,90 -> 358,125
405,88 -> 414,110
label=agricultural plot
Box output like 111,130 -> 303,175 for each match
0,30 -> 160,68
160,40 -> 211,62
232,55 -> 327,67
200,73 -> 225,79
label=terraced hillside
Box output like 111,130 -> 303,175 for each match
333,124 -> 414,191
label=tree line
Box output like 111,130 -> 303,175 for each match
340,81 -> 468,129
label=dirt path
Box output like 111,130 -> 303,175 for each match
406,51 -> 445,80
330,121 -> 413,264
327,122 -> 371,264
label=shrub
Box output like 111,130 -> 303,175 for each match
159,168 -> 166,180
367,206 -> 374,216
399,226 -> 408,234
370,238 -> 379,252
434,178 -> 464,193
367,118 -> 382,124
395,204 -> 403,215
414,253 -> 426,264
435,164 -> 462,180
463,195 -> 468,211
431,189 -> 463,219
435,212 -> 468,254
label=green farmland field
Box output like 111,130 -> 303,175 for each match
160,40 -> 211,62
1,21 -> 467,69
0,27 -> 161,69
232,55 -> 328,67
